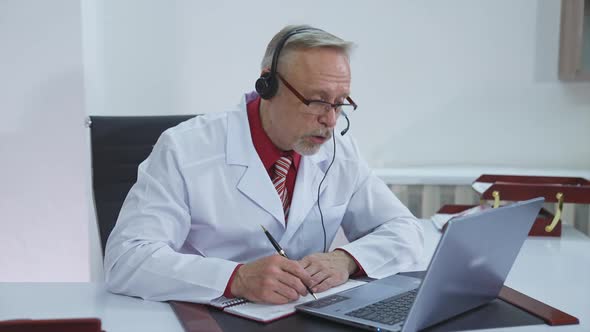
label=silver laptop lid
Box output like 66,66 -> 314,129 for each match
402,197 -> 544,332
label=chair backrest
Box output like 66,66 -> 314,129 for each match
89,115 -> 196,255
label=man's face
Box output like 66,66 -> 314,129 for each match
266,47 -> 351,155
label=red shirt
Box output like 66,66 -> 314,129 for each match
246,96 -> 301,210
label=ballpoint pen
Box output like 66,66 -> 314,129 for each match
260,225 -> 318,300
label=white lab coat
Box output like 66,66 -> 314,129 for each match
104,93 -> 424,303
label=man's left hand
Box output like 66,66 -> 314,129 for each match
298,250 -> 358,293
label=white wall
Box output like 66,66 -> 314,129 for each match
0,0 -> 90,281
87,0 -> 590,171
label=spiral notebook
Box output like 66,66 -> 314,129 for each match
208,279 -> 366,323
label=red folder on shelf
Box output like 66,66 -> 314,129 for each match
471,174 -> 590,236
436,204 -> 562,236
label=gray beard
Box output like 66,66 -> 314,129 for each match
293,137 -> 324,156
292,129 -> 332,156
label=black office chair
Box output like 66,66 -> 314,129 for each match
89,115 -> 196,255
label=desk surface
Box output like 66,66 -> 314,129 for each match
1,222 -> 589,332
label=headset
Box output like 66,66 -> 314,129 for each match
255,27 -> 352,252
255,27 -> 319,100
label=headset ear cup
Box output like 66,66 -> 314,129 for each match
255,72 -> 278,100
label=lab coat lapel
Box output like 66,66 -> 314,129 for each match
226,107 -> 286,228
281,146 -> 331,243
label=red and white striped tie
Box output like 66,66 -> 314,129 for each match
272,156 -> 292,219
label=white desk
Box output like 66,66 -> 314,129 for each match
1,222 -> 589,332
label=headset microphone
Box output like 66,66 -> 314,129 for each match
340,111 -> 350,136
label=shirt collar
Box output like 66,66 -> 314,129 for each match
246,95 -> 301,172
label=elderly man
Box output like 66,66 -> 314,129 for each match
104,24 -> 423,305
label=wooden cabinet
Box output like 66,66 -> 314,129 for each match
559,0 -> 590,80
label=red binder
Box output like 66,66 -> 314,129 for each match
436,204 -> 563,236
471,174 -> 590,236
0,318 -> 103,332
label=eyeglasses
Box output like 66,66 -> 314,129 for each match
277,73 -> 358,116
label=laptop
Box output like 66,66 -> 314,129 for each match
296,197 -> 544,332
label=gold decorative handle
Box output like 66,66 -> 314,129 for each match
545,192 -> 564,233
492,191 -> 500,208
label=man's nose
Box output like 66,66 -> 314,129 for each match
319,107 -> 339,129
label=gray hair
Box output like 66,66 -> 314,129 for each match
260,24 -> 354,71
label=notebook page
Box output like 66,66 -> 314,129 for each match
224,279 -> 366,322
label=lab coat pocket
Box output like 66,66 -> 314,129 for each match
314,202 -> 348,238
298,202 -> 348,255
318,202 -> 348,224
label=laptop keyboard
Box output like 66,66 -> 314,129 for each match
345,289 -> 418,326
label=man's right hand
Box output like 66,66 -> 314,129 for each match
230,254 -> 313,304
